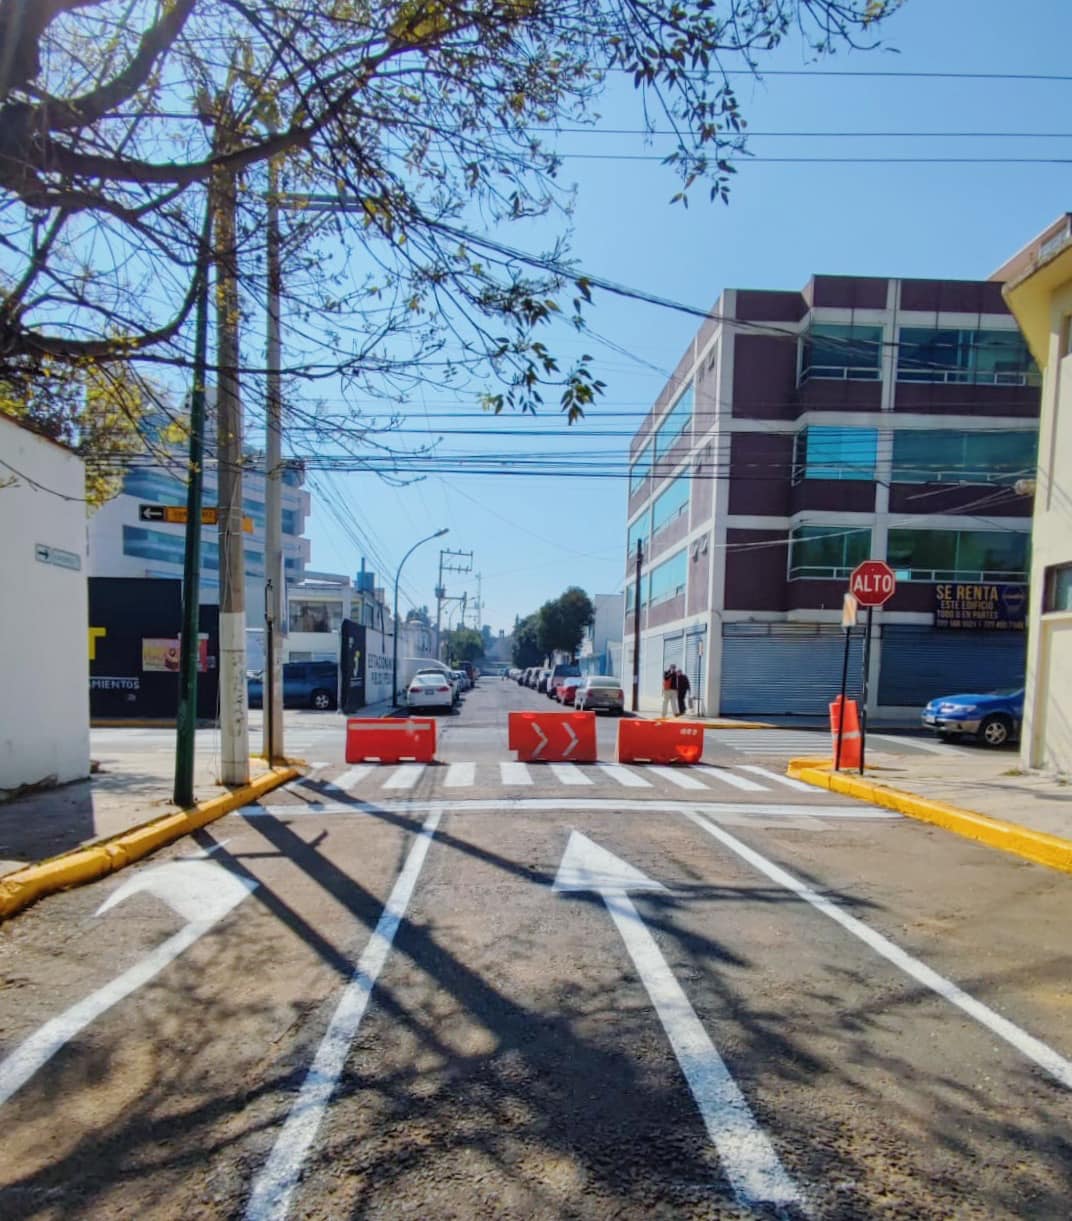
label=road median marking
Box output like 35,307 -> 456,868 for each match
786,758 -> 1072,877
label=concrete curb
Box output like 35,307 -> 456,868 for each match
787,758 -> 1072,877
0,765 -> 299,922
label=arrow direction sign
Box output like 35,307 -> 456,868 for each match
552,832 -> 802,1211
561,722 -> 579,759
0,860 -> 256,1109
530,721 -> 549,759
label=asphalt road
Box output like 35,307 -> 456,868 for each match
2,682 -> 1069,1218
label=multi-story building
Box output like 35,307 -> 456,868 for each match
578,593 -> 624,677
623,274 -> 1040,718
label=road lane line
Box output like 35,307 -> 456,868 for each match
683,811 -> 1072,1092
444,761 -> 476,788
382,763 -> 425,790
695,767 -> 768,793
597,763 -> 653,788
550,762 -> 593,786
648,766 -> 709,790
332,766 -> 373,792
244,810 -> 443,1221
500,761 -> 533,786
738,765 -> 813,792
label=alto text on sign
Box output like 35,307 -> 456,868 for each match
849,560 -> 896,607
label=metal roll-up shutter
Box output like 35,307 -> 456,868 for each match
685,625 -> 706,689
877,625 -> 1026,707
720,623 -> 864,716
662,631 -> 684,672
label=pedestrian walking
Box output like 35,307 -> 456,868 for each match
675,667 -> 691,716
661,664 -> 677,717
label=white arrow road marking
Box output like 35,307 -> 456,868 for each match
245,810 -> 442,1221
683,811 -> 1072,1092
0,860 -> 256,1109
561,722 -> 579,758
552,832 -> 803,1210
530,722 -> 550,759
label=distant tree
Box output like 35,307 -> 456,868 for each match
512,614 -> 544,669
537,587 -> 594,657
447,627 -> 485,664
406,605 -> 432,626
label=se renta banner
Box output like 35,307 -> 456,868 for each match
934,582 -> 1027,630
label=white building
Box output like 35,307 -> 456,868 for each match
0,417 -> 90,794
578,593 -> 624,676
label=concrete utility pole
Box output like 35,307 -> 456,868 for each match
262,157 -> 284,764
215,141 -> 249,785
434,548 -> 473,660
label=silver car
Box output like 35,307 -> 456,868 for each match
575,675 -> 625,714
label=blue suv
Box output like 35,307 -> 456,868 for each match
921,688 -> 1024,747
248,661 -> 338,711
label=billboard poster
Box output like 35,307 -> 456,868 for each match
142,635 -> 209,672
340,619 -> 366,713
934,583 -> 1027,631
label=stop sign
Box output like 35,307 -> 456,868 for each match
849,560 -> 896,607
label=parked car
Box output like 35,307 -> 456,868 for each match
535,667 -> 552,694
921,687 -> 1024,746
547,662 -> 582,701
574,675 -> 625,715
525,667 -> 538,687
557,675 -> 583,705
460,660 -> 479,684
248,660 -> 337,711
406,673 -> 455,711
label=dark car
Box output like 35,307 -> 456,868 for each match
248,660 -> 338,711
921,687 -> 1023,747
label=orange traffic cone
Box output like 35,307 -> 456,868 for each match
829,696 -> 862,771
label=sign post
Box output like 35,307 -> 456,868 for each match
835,592 -> 858,771
848,561 -> 897,774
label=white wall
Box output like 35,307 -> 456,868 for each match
0,418 -> 90,793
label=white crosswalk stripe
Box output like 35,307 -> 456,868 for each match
333,766 -> 373,791
707,730 -> 833,757
597,763 -> 653,788
500,761 -> 533,786
549,763 -> 593,786
738,765 -> 814,792
382,763 -> 426,790
646,766 -> 709,791
444,761 -> 476,788
695,766 -> 767,792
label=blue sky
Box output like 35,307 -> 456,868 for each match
300,0 -> 1072,635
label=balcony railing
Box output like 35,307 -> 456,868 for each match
798,364 -> 881,383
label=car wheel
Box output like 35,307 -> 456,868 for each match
977,714 -> 1013,748
310,689 -> 333,711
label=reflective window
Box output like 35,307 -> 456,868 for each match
788,526 -> 871,579
122,469 -> 187,503
887,528 -> 1028,581
629,445 -> 651,497
122,525 -> 188,566
897,328 -> 1039,385
652,476 -> 690,532
281,508 -> 300,535
654,384 -> 692,458
288,600 -> 343,632
793,427 -> 878,481
648,549 -> 688,606
891,430 -> 1037,484
800,324 -> 883,381
1045,563 -> 1072,613
627,512 -> 649,560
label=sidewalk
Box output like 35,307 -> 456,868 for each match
790,749 -> 1072,874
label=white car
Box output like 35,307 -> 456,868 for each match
406,673 -> 455,710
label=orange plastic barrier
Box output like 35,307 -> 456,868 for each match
345,717 -> 437,764
507,710 -> 597,763
617,718 -> 704,765
829,696 -> 861,771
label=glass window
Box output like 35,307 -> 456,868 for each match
122,525 -> 186,565
281,508 -> 300,535
897,328 -> 1039,385
788,526 -> 871,579
652,476 -> 690,532
654,384 -> 693,459
627,512 -> 649,560
887,528 -> 1028,581
793,427 -> 878,482
648,548 -> 688,606
121,468 -> 188,504
629,445 -> 652,497
1045,564 -> 1072,613
891,430 -> 1037,484
800,324 -> 882,381
289,600 -> 343,632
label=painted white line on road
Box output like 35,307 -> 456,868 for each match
444,761 -> 476,788
500,761 -> 533,786
0,861 -> 256,1109
553,833 -> 802,1209
597,763 -> 652,788
684,811 -> 1072,1092
244,810 -> 442,1221
695,767 -> 767,793
333,766 -> 373,792
549,762 -> 593,786
382,763 -> 425,791
871,733 -> 961,756
738,765 -> 812,792
647,766 -> 708,791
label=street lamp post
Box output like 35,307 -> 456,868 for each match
393,528 -> 449,706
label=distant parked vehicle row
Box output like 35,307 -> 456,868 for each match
514,663 -> 624,714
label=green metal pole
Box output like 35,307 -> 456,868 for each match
174,254 -> 211,807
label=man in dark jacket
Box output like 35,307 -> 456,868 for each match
675,667 -> 691,716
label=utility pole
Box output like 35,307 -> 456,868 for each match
434,548 -> 473,660
214,117 -> 249,786
631,539 -> 643,713
262,157 -> 284,764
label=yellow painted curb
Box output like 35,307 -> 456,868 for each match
0,766 -> 299,921
787,758 -> 1072,876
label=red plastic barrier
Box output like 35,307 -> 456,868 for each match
829,696 -> 861,771
617,718 -> 704,765
346,717 -> 437,764
507,710 -> 597,763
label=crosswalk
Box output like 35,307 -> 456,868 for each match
292,760 -> 812,798
706,729 -> 839,758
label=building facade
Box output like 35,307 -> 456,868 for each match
623,275 -> 1040,718
1001,216 -> 1072,773
578,593 -> 624,677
